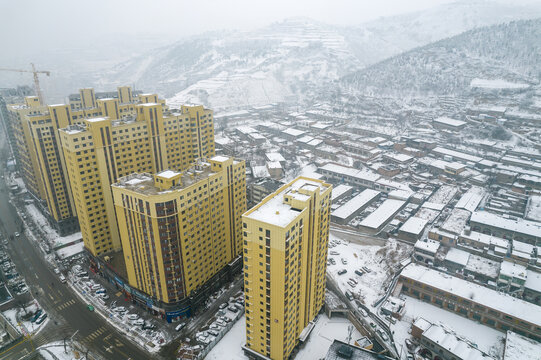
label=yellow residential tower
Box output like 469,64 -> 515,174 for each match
242,177 -> 332,360
111,156 -> 246,305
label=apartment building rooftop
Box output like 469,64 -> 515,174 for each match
113,164 -> 215,195
245,177 -> 330,227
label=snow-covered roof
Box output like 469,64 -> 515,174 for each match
432,147 -> 483,163
296,135 -> 314,144
401,264 -> 541,328
331,184 -> 352,201
503,331 -> 541,360
156,169 -> 180,179
399,217 -> 428,235
422,323 -> 491,360
383,153 -> 413,163
422,202 -> 446,211
412,317 -> 432,332
359,199 -> 405,229
470,211 -> 541,239
332,189 -> 380,220
236,126 -> 257,134
455,186 -> 486,213
526,195 -> 541,222
244,178 -> 329,227
444,248 -> 470,266
266,161 -> 282,169
56,242 -> 84,259
428,185 -> 458,206
459,230 -> 509,249
441,209 -> 471,235
499,261 -> 527,280
282,128 -> 305,137
211,155 -> 230,162
252,165 -> 270,178
265,152 -> 286,162
414,239 -> 441,254
433,117 -> 467,128
464,255 -> 499,279
525,270 -> 541,293
319,163 -> 381,183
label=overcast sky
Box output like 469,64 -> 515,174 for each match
2,0 -> 458,50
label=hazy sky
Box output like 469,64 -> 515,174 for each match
2,0 -> 457,51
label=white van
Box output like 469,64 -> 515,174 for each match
59,274 -> 66,283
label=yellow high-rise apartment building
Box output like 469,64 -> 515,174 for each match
111,156 -> 246,305
59,96 -> 216,256
242,177 -> 332,360
6,86 -> 143,234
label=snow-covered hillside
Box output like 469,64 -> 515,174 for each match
340,19 -> 541,98
98,1 -> 541,110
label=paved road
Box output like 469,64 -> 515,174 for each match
0,140 -> 151,360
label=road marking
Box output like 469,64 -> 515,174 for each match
56,299 -> 76,310
84,326 -> 106,342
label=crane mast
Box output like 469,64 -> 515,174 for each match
0,63 -> 51,105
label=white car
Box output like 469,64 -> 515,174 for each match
53,268 -> 60,274
113,306 -> 127,313
127,314 -> 139,321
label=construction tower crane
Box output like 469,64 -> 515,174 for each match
0,63 -> 51,105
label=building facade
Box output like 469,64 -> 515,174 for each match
59,99 -> 216,256
112,156 -> 246,305
242,177 -> 332,360
5,86 -> 144,234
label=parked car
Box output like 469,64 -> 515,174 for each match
345,291 -> 353,301
59,274 -> 66,283
127,314 -> 139,321
227,306 -> 238,313
36,313 -> 48,324
30,310 -> 43,323
53,268 -> 60,274
355,269 -> 364,276
330,251 -> 339,255
215,319 -> 227,327
219,303 -> 228,310
220,316 -> 232,323
341,258 -> 348,265
337,269 -> 347,275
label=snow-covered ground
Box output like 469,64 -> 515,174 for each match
327,235 -> 411,308
206,314 -> 363,360
38,341 -> 81,360
2,301 -> 48,336
296,315 -> 363,360
206,316 -> 246,360
24,204 -> 83,248
391,295 -> 505,359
